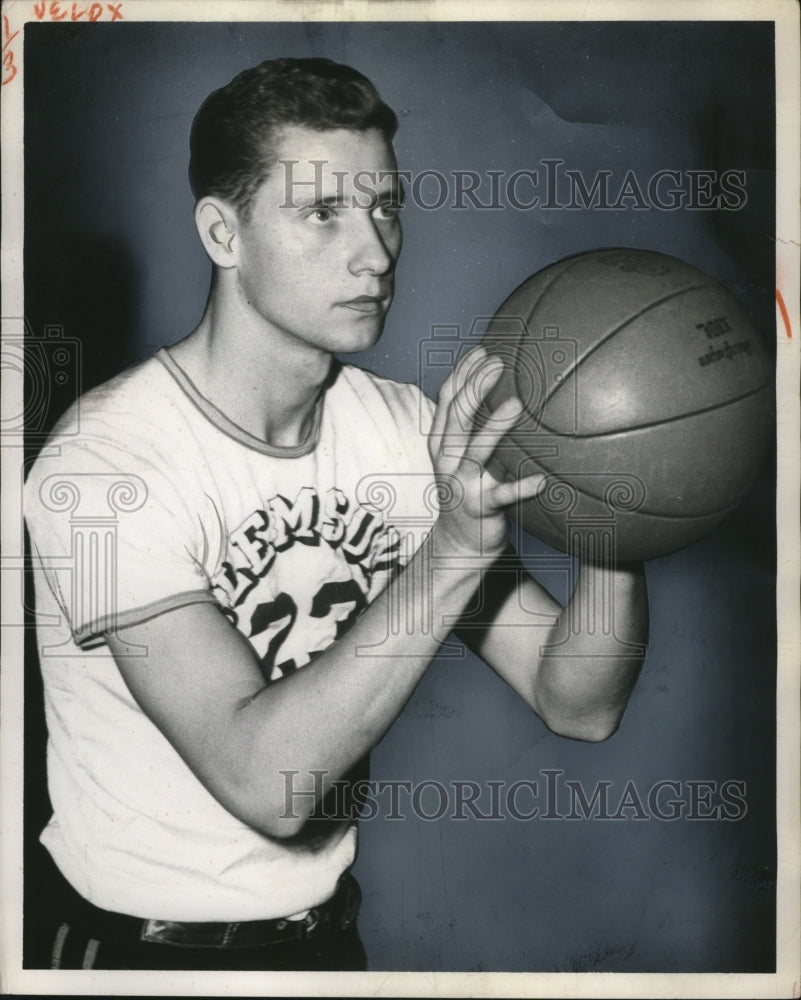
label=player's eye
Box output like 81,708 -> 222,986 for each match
374,201 -> 403,222
307,205 -> 337,224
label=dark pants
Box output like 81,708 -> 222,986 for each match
25,848 -> 367,971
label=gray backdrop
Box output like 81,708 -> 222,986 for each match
24,19 -> 776,972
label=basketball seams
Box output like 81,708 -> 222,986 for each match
496,431 -> 744,541
532,383 -> 771,441
521,252 -> 590,330
518,253 -> 602,392
511,257 -> 582,364
484,260 -> 581,416
530,280 -> 714,423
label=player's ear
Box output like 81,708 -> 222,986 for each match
194,197 -> 240,268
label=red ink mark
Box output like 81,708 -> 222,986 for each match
2,17 -> 19,48
2,15 -> 19,85
71,2 -> 104,19
34,1 -> 122,23
776,288 -> 792,339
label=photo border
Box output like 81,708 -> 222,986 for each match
1,1 -> 798,996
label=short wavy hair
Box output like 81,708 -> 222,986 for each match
189,57 -> 399,219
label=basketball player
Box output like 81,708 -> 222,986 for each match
24,58 -> 649,971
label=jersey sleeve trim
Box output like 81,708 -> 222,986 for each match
74,590 -> 218,648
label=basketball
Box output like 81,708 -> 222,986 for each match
481,248 -> 772,561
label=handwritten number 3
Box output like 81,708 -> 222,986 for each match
2,50 -> 16,86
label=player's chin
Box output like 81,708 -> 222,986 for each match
333,313 -> 388,354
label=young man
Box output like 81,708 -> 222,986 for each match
24,58 -> 648,971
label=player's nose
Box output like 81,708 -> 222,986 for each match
348,214 -> 399,277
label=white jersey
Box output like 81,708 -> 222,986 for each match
24,348 -> 436,921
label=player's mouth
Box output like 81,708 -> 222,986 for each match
338,295 -> 388,314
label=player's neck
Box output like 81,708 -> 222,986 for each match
170,293 -> 332,449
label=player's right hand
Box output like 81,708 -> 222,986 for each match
427,346 -> 545,559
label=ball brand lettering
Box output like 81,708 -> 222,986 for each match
598,251 -> 670,275
697,339 -> 752,367
696,315 -> 734,339
696,316 -> 750,365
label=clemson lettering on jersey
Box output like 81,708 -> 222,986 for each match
211,486 -> 403,680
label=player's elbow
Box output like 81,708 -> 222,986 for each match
227,795 -> 312,840
571,718 -> 620,743
257,813 -> 310,840
539,707 -> 621,743
551,720 -> 619,743
214,770 -> 315,840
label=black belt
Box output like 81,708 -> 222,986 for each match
58,868 -> 362,950
140,873 -> 361,948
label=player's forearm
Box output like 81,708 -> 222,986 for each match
231,525 -> 484,836
532,562 -> 649,742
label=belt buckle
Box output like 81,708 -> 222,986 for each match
141,919 -> 227,948
303,909 -> 320,935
